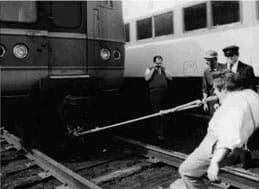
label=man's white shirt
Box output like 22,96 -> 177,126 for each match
227,60 -> 239,73
208,89 -> 259,150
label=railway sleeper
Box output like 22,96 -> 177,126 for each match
91,161 -> 154,184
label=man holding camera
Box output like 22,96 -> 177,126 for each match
144,55 -> 172,141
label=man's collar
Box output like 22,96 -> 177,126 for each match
229,59 -> 239,66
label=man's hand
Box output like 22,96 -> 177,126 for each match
203,103 -> 209,112
213,103 -> 220,110
202,97 -> 209,112
207,162 -> 220,182
208,148 -> 230,183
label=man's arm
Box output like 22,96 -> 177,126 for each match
165,69 -> 173,80
207,148 -> 230,182
247,66 -> 256,91
144,67 -> 155,81
202,93 -> 209,112
202,72 -> 210,111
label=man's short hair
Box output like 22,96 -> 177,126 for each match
153,55 -> 163,62
212,70 -> 243,91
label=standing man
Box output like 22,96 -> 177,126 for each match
169,71 -> 259,189
144,55 -> 172,141
202,50 -> 224,115
223,45 -> 256,91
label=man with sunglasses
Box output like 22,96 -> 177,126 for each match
223,45 -> 256,91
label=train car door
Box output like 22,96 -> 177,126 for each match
47,1 -> 87,77
0,1 -> 49,93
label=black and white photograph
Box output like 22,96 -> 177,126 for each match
1,0 -> 259,188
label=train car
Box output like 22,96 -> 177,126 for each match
0,1 -> 125,144
124,0 -> 259,106
1,1 -> 124,95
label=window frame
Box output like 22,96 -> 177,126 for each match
50,1 -> 82,29
0,2 -> 49,30
0,1 -> 38,24
136,17 -> 153,41
210,1 -> 241,27
154,11 -> 174,37
183,2 -> 208,32
125,23 -> 130,42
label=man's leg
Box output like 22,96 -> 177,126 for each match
172,133 -> 217,189
150,89 -> 164,141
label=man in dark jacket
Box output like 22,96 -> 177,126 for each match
222,45 -> 256,91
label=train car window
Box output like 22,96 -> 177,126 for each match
211,1 -> 240,26
183,3 -> 207,31
0,1 -> 37,23
104,0 -> 113,8
125,23 -> 130,42
137,17 -> 152,40
154,12 -> 173,37
51,1 -> 81,28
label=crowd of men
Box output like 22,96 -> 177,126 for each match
144,45 -> 259,189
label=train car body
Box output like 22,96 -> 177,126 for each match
118,0 -> 259,133
124,0 -> 259,87
0,1 -> 124,96
0,1 -> 125,145
120,0 -> 259,151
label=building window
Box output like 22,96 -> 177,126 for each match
154,12 -> 173,37
105,0 -> 113,8
257,1 -> 259,20
0,1 -> 37,23
183,3 -> 207,31
125,23 -> 130,42
137,17 -> 152,40
51,1 -> 81,28
211,1 -> 240,26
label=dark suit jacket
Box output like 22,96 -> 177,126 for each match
223,61 -> 256,91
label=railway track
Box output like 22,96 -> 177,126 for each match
1,129 -> 179,189
115,136 -> 259,189
1,129 -> 101,189
1,129 -> 259,189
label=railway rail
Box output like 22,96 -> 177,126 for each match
1,129 -> 101,189
115,136 -> 259,189
1,128 -> 259,189
1,129 -> 179,189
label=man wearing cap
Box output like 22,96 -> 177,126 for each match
222,45 -> 256,91
202,50 -> 224,115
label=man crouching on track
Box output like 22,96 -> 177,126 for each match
170,71 -> 259,189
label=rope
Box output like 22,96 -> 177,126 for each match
74,99 -> 202,136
